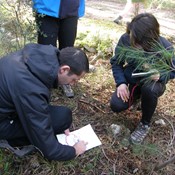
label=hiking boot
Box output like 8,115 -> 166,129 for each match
130,122 -> 150,144
114,16 -> 123,24
62,85 -> 74,98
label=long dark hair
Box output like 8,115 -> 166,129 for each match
127,13 -> 160,51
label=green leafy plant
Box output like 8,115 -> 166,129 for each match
0,0 -> 36,56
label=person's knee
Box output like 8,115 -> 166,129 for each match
62,107 -> 72,126
110,93 -> 128,112
110,101 -> 128,112
49,105 -> 72,131
141,83 -> 165,97
141,85 -> 152,97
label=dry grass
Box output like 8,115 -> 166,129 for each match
0,2 -> 175,174
0,60 -> 175,175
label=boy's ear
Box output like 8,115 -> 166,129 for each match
59,65 -> 70,74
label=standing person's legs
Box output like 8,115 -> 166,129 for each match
35,14 -> 59,47
58,17 -> 78,50
114,0 -> 133,24
120,0 -> 133,17
58,17 -> 78,98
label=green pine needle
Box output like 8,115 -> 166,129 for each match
116,42 -> 174,84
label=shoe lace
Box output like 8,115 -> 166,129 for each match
132,123 -> 149,141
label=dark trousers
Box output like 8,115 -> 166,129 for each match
36,14 -> 78,49
0,105 -> 72,146
110,82 -> 166,125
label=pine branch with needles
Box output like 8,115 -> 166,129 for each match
116,43 -> 175,84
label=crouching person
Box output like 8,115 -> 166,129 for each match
0,43 -> 89,160
110,13 -> 175,144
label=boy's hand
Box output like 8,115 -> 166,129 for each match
64,129 -> 70,136
73,141 -> 88,156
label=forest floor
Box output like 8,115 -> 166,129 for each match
0,1 -> 175,175
85,0 -> 175,38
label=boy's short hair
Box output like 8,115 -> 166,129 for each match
58,47 -> 89,75
127,13 -> 160,51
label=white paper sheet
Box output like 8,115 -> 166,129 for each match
56,124 -> 102,151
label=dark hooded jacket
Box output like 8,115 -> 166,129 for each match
0,43 -> 76,160
110,33 -> 175,86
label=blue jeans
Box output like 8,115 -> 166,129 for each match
110,82 -> 166,125
0,105 -> 72,146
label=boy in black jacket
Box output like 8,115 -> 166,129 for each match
0,44 -> 89,160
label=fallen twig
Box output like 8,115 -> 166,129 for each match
162,116 -> 175,148
101,147 -> 114,164
79,99 -> 106,114
154,155 -> 175,171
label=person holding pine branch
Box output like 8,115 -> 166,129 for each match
110,13 -> 175,144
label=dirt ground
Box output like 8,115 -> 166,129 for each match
85,0 -> 175,37
0,1 -> 175,175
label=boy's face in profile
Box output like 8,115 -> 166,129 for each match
57,65 -> 86,86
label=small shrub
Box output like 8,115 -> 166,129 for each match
0,0 -> 36,56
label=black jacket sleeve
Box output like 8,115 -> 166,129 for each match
110,33 -> 130,86
10,62 -> 76,161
